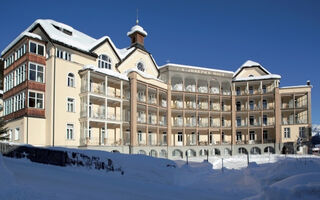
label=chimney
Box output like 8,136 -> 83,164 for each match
127,23 -> 148,49
307,80 -> 311,86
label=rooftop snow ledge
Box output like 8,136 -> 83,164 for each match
233,74 -> 281,81
127,25 -> 148,36
234,60 -> 271,77
280,85 -> 312,89
1,32 -> 42,56
83,65 -> 128,81
160,63 -> 234,75
125,68 -> 163,82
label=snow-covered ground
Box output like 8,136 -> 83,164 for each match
1,151 -> 320,200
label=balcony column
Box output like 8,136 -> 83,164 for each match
157,88 -> 160,145
129,73 -> 137,146
307,91 -> 312,125
167,75 -> 172,146
105,76 -> 108,121
120,80 -> 123,145
231,94 -> 236,145
293,93 -> 296,124
146,84 -> 149,145
274,87 -> 281,148
104,122 -> 107,145
86,71 -> 91,145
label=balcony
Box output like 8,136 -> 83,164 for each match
173,118 -> 183,127
296,119 -> 308,124
185,85 -> 196,92
90,84 -> 105,96
137,94 -> 146,102
210,121 -> 220,127
199,122 -> 209,128
172,84 -> 183,91
185,118 -> 196,127
148,115 -> 157,125
186,101 -> 197,109
172,101 -> 183,109
161,99 -> 167,107
198,103 -> 209,110
148,97 -> 157,105
210,87 -> 220,94
198,86 -> 208,93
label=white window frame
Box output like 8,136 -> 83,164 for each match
236,131 -> 242,141
66,124 -> 74,140
14,128 -> 20,141
284,127 -> 291,138
67,73 -> 75,87
56,48 -> 71,61
299,127 -> 305,138
67,97 -> 75,112
137,61 -> 145,72
249,131 -> 255,140
28,62 -> 45,83
98,54 -> 112,69
29,41 -> 45,56
178,132 -> 183,142
28,91 -> 44,109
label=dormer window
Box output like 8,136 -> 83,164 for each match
137,62 -> 145,72
98,54 -> 111,69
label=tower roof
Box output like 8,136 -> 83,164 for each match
127,24 -> 148,37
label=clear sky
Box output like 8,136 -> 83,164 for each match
1,0 -> 319,123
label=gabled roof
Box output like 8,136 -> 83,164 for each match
233,60 -> 271,78
1,19 -> 132,60
232,60 -> 281,81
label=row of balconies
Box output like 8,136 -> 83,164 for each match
172,101 -> 231,111
281,100 -> 308,109
172,84 -> 231,95
235,86 -> 274,96
137,93 -> 167,107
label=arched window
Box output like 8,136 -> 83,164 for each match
67,73 -> 74,87
137,62 -> 145,72
98,54 -> 112,69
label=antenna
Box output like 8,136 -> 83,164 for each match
136,8 -> 139,25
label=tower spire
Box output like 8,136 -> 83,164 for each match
136,8 -> 139,25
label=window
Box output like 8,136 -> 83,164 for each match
221,117 -> 225,127
67,73 -> 75,87
221,101 -> 225,111
66,124 -> 74,140
191,132 -> 196,145
14,128 -> 20,140
263,115 -> 268,125
262,85 -> 267,93
249,86 -> 253,94
249,131 -> 255,140
88,126 -> 92,139
56,48 -> 71,61
4,92 -> 26,116
236,87 -> 240,95
263,99 -> 267,109
28,91 -> 44,109
16,44 -> 26,60
263,130 -> 268,140
236,101 -> 241,111
236,132 -> 242,141
222,132 -> 225,142
209,132 -> 213,144
67,98 -> 75,112
14,64 -> 26,86
249,116 -> 254,125
8,130 -> 12,141
299,127 -> 305,138
98,54 -> 112,69
237,117 -> 241,126
138,131 -> 142,143
29,41 -> 45,56
29,63 -> 44,83
249,101 -> 254,110
162,132 -> 167,145
178,132 -> 183,142
249,74 -> 254,77
284,128 -> 291,138
137,62 -> 145,72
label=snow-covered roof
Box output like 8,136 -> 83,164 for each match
82,65 -> 128,81
1,32 -> 42,56
1,19 -> 133,60
160,63 -> 234,75
234,60 -> 271,77
125,68 -> 163,82
127,25 -> 148,36
280,85 -> 312,89
233,74 -> 281,82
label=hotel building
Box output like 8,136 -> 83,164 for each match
0,19 -> 312,158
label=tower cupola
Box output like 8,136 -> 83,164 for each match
127,19 -> 147,49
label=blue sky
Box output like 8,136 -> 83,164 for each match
1,0 -> 319,123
